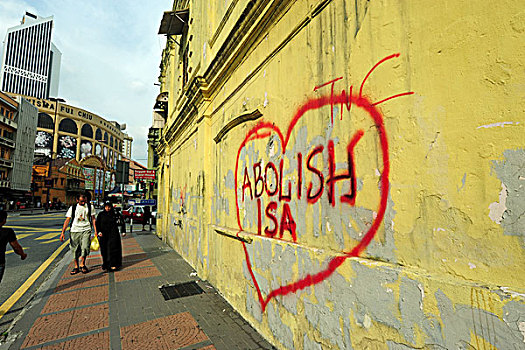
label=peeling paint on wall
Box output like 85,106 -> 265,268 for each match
491,149 -> 525,244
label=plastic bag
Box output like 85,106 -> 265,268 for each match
90,235 -> 100,251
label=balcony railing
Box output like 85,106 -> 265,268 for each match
0,180 -> 10,188
0,136 -> 15,148
0,158 -> 13,168
0,114 -> 17,129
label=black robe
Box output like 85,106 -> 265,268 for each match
97,210 -> 122,269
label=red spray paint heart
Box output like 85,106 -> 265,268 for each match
234,92 -> 390,312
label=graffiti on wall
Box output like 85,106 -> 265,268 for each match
235,54 -> 413,311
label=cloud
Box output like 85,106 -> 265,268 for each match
0,0 -> 172,163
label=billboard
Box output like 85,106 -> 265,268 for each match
80,140 -> 92,159
57,135 -> 77,158
134,169 -> 156,180
83,168 -> 94,190
34,131 -> 53,156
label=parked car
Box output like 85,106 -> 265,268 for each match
122,205 -> 155,224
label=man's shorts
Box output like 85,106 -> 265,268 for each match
70,229 -> 92,258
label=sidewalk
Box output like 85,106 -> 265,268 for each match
1,229 -> 274,349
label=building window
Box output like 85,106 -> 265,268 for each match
182,45 -> 189,87
103,132 -> 108,144
38,113 -> 54,129
81,124 -> 93,138
58,118 -> 78,134
95,128 -> 102,140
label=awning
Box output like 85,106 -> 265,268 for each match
154,91 -> 168,110
158,10 -> 189,35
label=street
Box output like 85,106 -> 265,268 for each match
0,212 -> 67,334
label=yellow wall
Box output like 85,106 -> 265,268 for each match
157,1 -> 525,348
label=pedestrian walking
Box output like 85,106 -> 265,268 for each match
115,207 -> 126,237
96,202 -> 122,272
60,194 -> 97,275
142,206 -> 152,231
0,210 -> 27,283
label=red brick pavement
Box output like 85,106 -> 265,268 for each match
42,285 -> 108,314
120,313 -> 209,350
22,304 -> 109,348
55,273 -> 108,293
37,331 -> 110,350
114,265 -> 162,282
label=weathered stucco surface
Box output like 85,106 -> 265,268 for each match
156,0 -> 525,348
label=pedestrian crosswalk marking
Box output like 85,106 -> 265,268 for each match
9,216 -> 63,221
40,238 -> 61,244
14,233 -> 34,240
35,232 -> 61,240
6,247 -> 30,255
5,226 -> 55,232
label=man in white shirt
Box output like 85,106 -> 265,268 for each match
60,194 -> 98,274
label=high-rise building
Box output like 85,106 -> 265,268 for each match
0,12 -> 61,100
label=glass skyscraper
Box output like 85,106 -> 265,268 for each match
0,12 -> 61,99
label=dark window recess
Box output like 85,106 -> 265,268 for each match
38,113 -> 54,129
59,118 -> 78,134
159,281 -> 204,301
81,124 -> 93,138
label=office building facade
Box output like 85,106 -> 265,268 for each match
0,91 -> 37,208
0,12 -> 61,100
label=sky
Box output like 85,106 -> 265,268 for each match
0,0 -> 173,164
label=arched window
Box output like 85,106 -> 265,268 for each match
95,128 -> 102,140
37,113 -> 54,129
110,135 -> 114,148
81,124 -> 93,138
58,118 -> 78,134
103,131 -> 108,144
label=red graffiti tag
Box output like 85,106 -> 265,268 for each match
234,54 -> 412,312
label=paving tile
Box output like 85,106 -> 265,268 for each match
77,285 -> 108,306
23,303 -> 109,348
121,258 -> 154,270
37,344 -> 64,350
55,273 -> 108,293
114,266 -> 161,282
68,303 -> 109,336
22,309 -> 75,347
41,289 -> 80,314
37,331 -> 110,350
122,253 -> 148,262
120,312 -> 208,350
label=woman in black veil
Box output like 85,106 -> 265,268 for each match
97,202 -> 122,271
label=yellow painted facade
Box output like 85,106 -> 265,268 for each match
156,1 -> 525,348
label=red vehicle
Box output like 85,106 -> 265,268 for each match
122,205 -> 155,224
